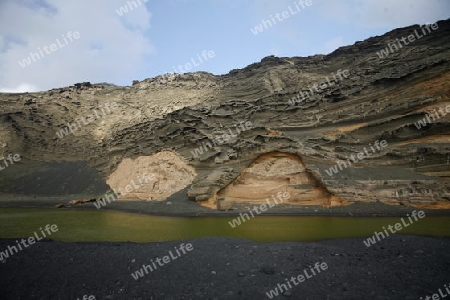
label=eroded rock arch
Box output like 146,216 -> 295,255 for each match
213,152 -> 347,210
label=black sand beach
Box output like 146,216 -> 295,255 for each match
0,235 -> 449,299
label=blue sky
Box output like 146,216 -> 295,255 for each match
0,0 -> 449,92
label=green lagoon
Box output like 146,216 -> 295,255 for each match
0,208 -> 449,242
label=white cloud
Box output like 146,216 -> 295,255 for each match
0,0 -> 153,93
315,0 -> 450,28
0,83 -> 39,93
359,0 -> 450,28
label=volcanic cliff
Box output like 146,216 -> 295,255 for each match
0,20 -> 449,210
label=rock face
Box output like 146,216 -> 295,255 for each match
106,151 -> 196,200
213,152 -> 348,210
0,20 -> 449,209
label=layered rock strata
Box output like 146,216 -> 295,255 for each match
0,20 -> 449,209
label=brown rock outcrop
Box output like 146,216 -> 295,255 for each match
213,152 -> 343,210
106,151 -> 196,200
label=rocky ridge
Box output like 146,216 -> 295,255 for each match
0,20 -> 449,210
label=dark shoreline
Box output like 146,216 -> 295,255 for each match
1,235 -> 449,299
1,195 -> 450,217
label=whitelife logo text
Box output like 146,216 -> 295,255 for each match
18,31 -> 81,68
131,243 -> 194,280
0,224 -> 58,262
363,211 -> 425,247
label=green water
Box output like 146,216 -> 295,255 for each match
0,208 -> 449,242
